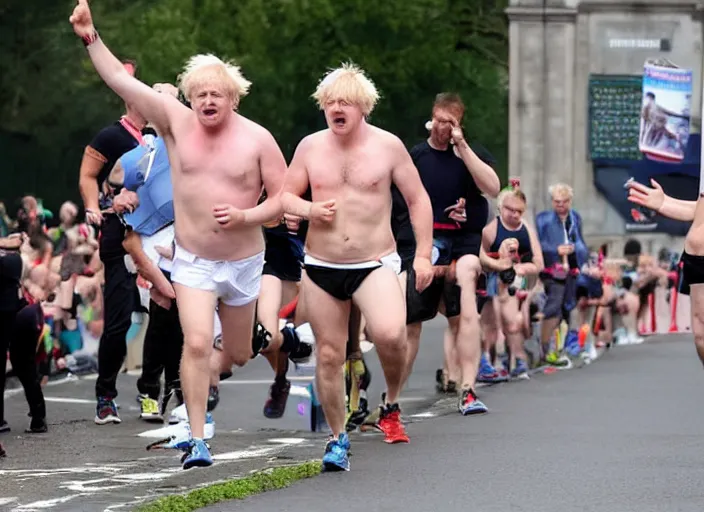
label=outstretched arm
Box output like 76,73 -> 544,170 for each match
69,0 -> 173,134
627,179 -> 696,222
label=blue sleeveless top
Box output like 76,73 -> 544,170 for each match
122,136 -> 175,236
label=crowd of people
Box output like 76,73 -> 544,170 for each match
0,0 -> 690,470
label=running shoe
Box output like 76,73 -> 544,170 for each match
510,358 -> 530,380
459,388 -> 488,415
322,432 -> 351,472
207,386 -> 220,412
138,394 -> 163,422
25,417 -> 48,433
182,438 -> 213,469
263,379 -> 291,419
564,330 -> 582,357
542,352 -> 571,367
435,369 -> 457,394
477,353 -> 509,383
95,397 -> 121,425
378,403 -> 409,444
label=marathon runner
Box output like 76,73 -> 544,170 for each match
405,92 -> 500,414
71,0 -> 288,468
281,63 -> 434,471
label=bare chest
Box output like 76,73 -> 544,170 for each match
308,151 -> 392,194
174,131 -> 261,189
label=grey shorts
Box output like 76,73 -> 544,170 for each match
541,274 -> 577,320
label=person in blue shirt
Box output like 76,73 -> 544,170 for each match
535,183 -> 588,364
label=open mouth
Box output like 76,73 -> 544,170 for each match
333,116 -> 346,127
203,108 -> 217,117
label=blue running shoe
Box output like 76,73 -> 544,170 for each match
511,358 -> 530,380
459,388 -> 488,415
322,432 -> 350,472
476,354 -> 509,384
564,330 -> 582,357
183,438 -> 213,469
95,397 -> 121,425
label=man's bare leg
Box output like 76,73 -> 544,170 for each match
302,275 -> 351,438
353,268 -> 407,406
174,284 -> 218,440
498,294 -> 528,377
258,274 -> 285,369
454,254 -> 487,414
689,284 -> 704,364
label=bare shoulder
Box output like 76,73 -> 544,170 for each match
482,218 -> 498,238
294,130 -> 329,153
369,125 -> 405,150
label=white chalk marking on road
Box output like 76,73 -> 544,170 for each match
397,396 -> 428,403
11,495 -> 76,511
44,396 -> 95,404
3,374 -> 77,399
0,498 -> 18,506
212,447 -> 278,461
267,438 -> 305,445
0,465 -> 128,477
61,479 -> 122,493
409,412 -> 436,418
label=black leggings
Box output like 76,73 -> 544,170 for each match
0,304 -> 46,423
137,296 -> 184,400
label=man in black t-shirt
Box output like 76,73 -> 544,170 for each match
404,93 -> 500,416
78,62 -> 148,424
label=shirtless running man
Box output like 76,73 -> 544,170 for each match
70,0 -> 287,469
282,63 -> 434,471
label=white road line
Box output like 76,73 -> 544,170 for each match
3,374 -> 77,399
44,397 -> 95,405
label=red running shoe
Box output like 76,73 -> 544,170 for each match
378,403 -> 409,444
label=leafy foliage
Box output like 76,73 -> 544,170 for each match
0,0 -> 508,211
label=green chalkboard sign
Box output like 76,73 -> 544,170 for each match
588,75 -> 643,160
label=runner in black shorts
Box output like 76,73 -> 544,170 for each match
403,93 -> 500,415
258,189 -> 311,419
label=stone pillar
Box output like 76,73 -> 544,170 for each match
506,1 -> 578,220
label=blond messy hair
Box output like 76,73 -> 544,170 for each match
549,182 -> 574,200
177,54 -> 251,106
312,62 -> 379,116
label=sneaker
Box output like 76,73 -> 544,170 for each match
435,369 -> 457,394
207,386 -> 220,412
0,421 -> 9,434
510,359 -> 530,380
322,432 -> 351,472
477,353 -> 509,383
378,403 -> 409,444
543,352 -> 571,368
25,418 -> 48,433
182,438 -> 213,469
458,388 -> 488,415
95,397 -> 121,425
263,379 -> 291,419
138,394 -> 163,422
564,330 -> 582,357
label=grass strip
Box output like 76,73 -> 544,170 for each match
135,461 -> 321,512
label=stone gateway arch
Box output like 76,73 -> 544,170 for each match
506,0 -> 702,252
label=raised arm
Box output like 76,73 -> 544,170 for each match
449,117 -> 500,198
69,0 -> 172,134
241,130 -> 287,226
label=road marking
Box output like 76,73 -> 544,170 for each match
212,447 -> 278,461
0,498 -> 17,506
44,397 -> 95,404
12,495 -> 77,511
409,412 -> 436,418
3,374 -> 77,399
267,438 -> 305,445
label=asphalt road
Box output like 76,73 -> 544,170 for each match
204,333 -> 704,512
0,317 -> 450,512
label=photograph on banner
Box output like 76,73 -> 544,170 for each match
639,61 -> 692,162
